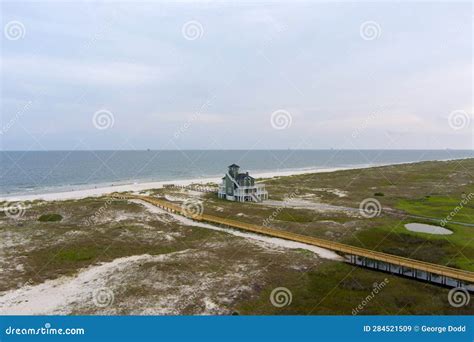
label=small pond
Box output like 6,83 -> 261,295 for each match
404,223 -> 452,235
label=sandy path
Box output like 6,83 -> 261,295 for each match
133,200 -> 342,261
262,198 -> 358,214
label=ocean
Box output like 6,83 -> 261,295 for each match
1,150 -> 472,196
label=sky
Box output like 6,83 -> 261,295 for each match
1,1 -> 472,151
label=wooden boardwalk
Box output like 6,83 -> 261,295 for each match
117,194 -> 474,285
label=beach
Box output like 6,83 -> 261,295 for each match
0,165 -> 371,202
2,157 -> 470,203
0,158 -> 472,315
3,150 -> 472,203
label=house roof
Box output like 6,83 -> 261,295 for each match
235,173 -> 254,181
228,163 -> 240,168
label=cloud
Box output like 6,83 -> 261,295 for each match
3,55 -> 169,87
1,1 -> 472,150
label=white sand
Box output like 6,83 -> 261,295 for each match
263,198 -> 358,215
0,251 -> 190,315
133,200 -> 342,261
0,165 -> 376,202
2,158 -> 467,203
313,188 -> 348,197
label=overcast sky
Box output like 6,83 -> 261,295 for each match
1,1 -> 472,150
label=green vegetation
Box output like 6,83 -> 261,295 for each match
396,195 -> 474,224
1,158 -> 473,315
237,262 -> 473,315
55,247 -> 97,262
275,209 -> 314,223
38,213 -> 63,222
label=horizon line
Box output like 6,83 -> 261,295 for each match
0,148 -> 473,152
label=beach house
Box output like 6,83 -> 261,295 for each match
218,164 -> 268,202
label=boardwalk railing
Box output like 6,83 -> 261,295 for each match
162,184 -> 218,193
114,193 -> 474,285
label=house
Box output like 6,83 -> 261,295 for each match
218,164 -> 268,202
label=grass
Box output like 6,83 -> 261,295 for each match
200,160 -> 474,272
263,159 -> 474,209
55,247 -> 97,262
350,216 -> 474,271
255,159 -> 474,272
236,261 -> 474,315
38,213 -> 63,222
2,158 -> 473,314
396,195 -> 474,224
275,209 -> 314,223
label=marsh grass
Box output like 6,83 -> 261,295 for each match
1,158 -> 473,314
38,213 -> 63,222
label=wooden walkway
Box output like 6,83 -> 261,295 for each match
116,194 -> 474,285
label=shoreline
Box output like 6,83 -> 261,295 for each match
0,158 -> 469,202
0,165 -> 372,202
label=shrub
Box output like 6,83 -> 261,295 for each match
55,247 -> 96,262
275,209 -> 313,223
38,213 -> 63,222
